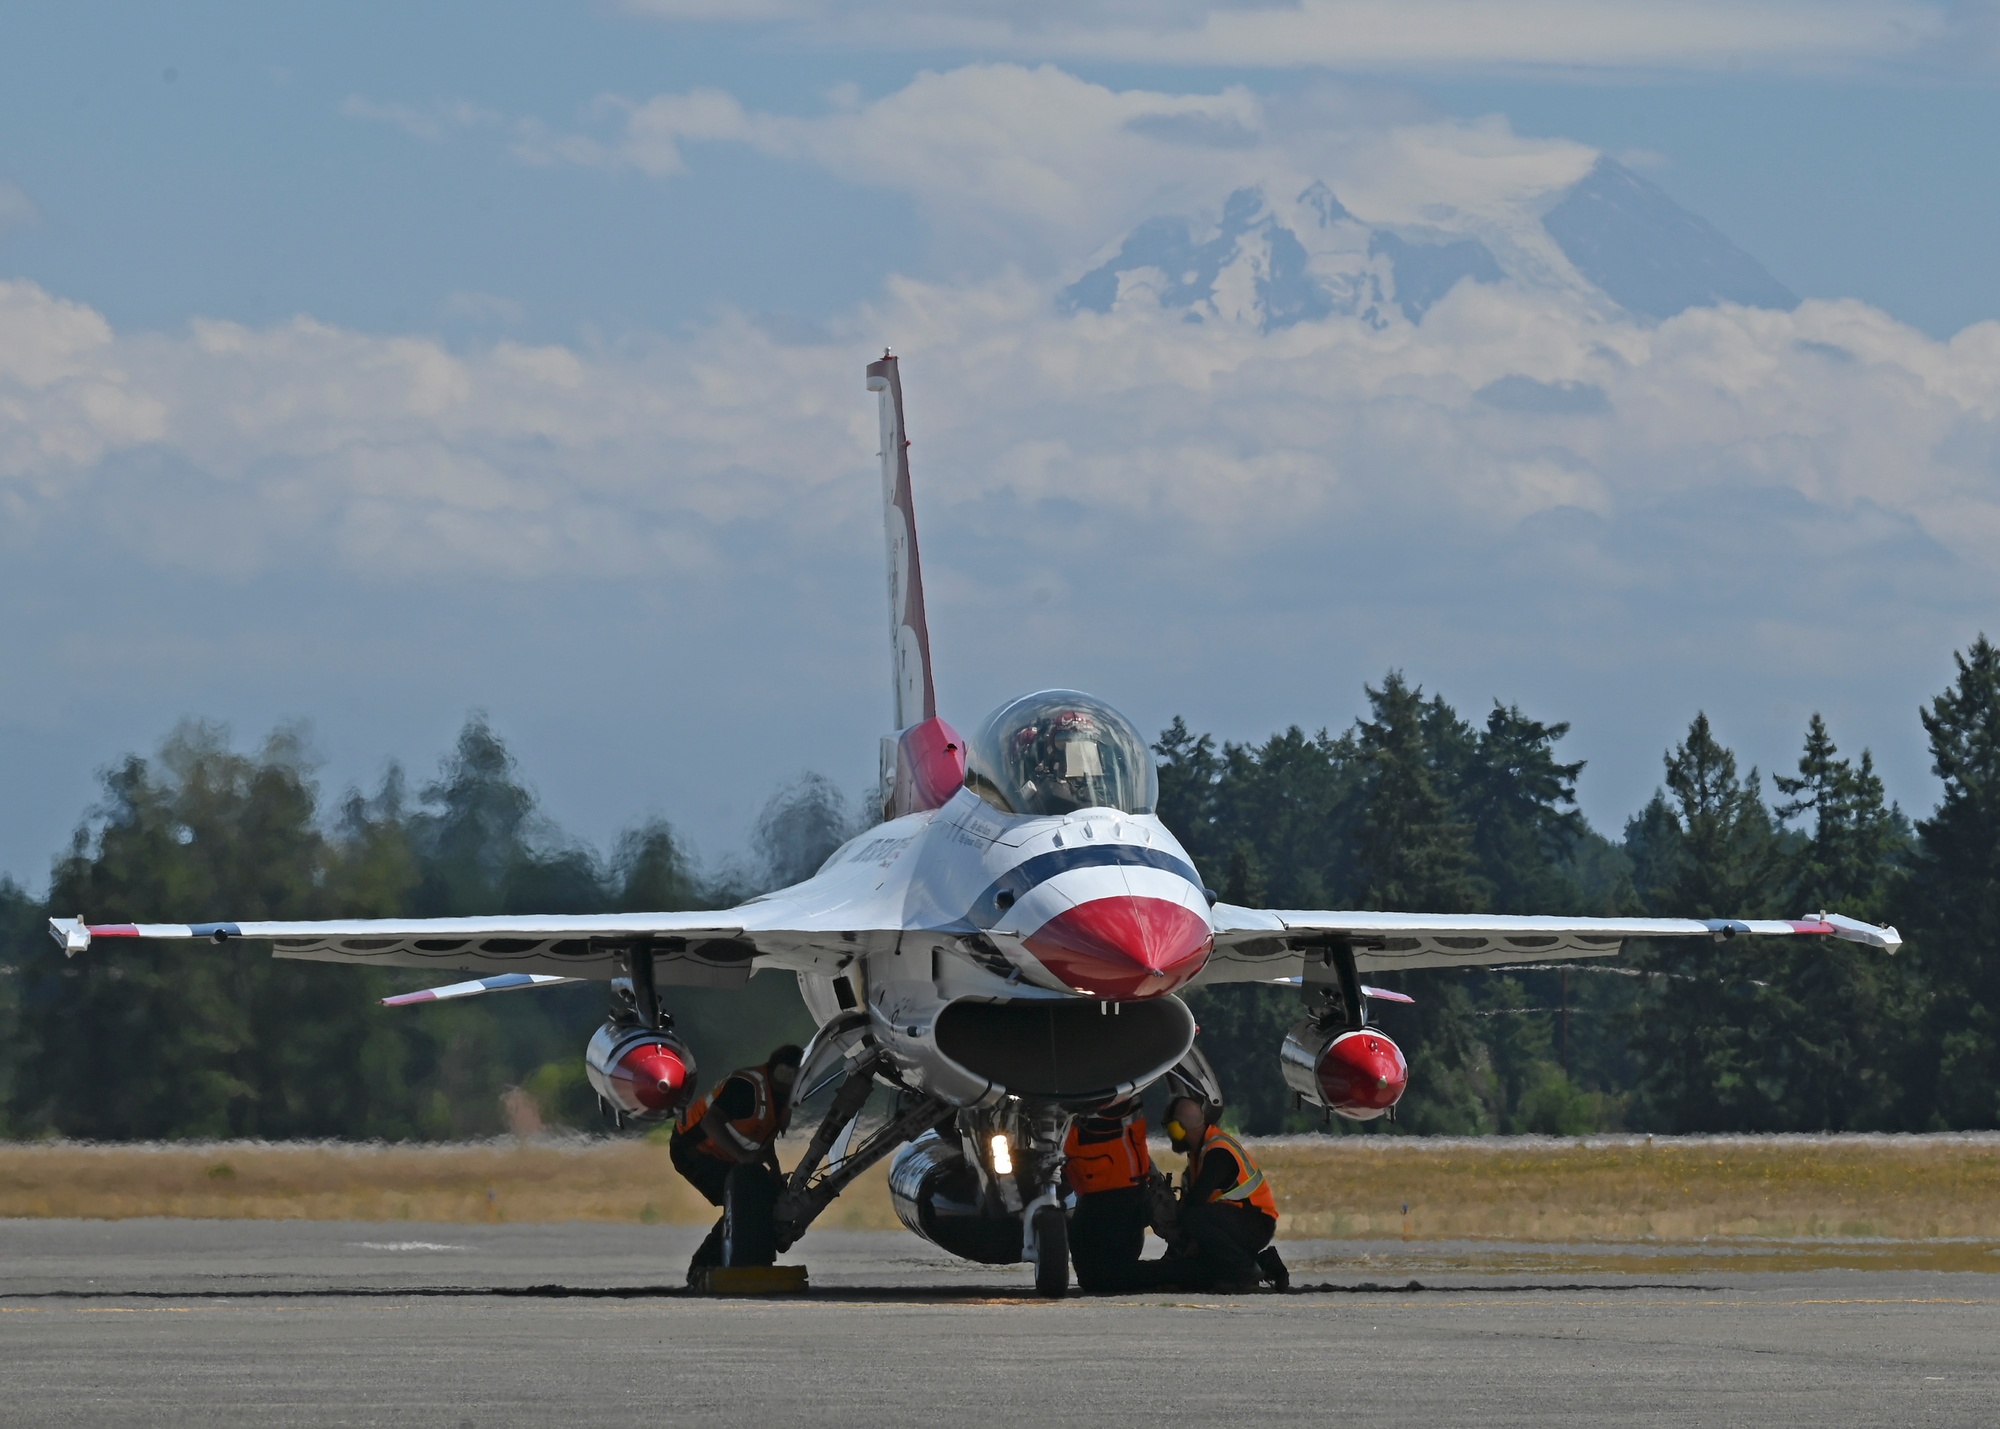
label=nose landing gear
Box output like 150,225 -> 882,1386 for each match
1011,1103 -> 1073,1300
1029,1204 -> 1069,1298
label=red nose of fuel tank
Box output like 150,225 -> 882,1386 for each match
1022,896 -> 1213,999
613,1041 -> 690,1113
1317,1029 -> 1409,1117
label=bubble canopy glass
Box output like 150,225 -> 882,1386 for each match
965,690 -> 1159,818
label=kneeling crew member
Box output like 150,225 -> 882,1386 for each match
1063,1096 -> 1152,1292
670,1044 -> 802,1278
1137,1095 -> 1286,1292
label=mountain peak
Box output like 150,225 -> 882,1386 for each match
1299,180 -> 1352,228
1542,158 -> 1797,320
1061,159 -> 1795,333
1060,185 -> 1353,332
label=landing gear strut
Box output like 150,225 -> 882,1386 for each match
774,1051 -> 951,1249
1030,1205 -> 1069,1298
1002,1103 -> 1073,1299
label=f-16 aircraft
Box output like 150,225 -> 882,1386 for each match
50,353 -> 1901,1296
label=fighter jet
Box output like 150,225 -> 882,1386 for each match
50,353 -> 1901,1296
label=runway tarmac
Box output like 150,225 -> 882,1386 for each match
2,1220 -> 1997,1426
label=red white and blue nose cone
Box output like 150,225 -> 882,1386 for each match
1022,895 -> 1213,999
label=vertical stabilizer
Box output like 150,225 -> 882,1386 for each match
866,352 -> 937,731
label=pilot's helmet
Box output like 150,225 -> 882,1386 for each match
1049,708 -> 1096,737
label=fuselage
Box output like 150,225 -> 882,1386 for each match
773,784 -> 1214,1108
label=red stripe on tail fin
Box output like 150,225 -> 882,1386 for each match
866,352 -> 937,732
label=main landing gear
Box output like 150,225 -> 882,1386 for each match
774,1013 -> 954,1251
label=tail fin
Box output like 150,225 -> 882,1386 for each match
866,352 -> 936,730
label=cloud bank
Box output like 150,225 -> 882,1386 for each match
491,65 -> 1607,269
9,62 -> 1997,862
20,68 -> 2000,608
618,0 -> 1968,74
3,222 -> 1994,600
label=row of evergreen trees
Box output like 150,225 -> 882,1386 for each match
1175,639 -> 2000,1134
0,720 -> 824,1139
4,638 -> 1999,1140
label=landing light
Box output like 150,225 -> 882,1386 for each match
989,1133 -> 1013,1177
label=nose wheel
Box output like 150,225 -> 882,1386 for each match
1030,1204 -> 1069,1298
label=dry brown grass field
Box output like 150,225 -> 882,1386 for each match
6,1134 -> 2000,1256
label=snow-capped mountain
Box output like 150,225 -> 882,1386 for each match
1542,159 -> 1797,319
1061,157 -> 1795,332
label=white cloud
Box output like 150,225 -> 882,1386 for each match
340,95 -> 506,142
15,67 -> 1995,602
441,291 -> 527,326
2,256 -> 1996,594
505,65 -> 1601,265
619,0 -> 1952,73
0,180 -> 38,238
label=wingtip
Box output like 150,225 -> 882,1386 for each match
1821,912 -> 1902,953
48,917 -> 90,957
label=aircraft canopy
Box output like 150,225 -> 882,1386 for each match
966,690 -> 1159,818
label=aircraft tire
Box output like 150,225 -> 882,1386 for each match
1031,1205 -> 1070,1299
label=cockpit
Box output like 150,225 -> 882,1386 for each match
964,690 -> 1159,818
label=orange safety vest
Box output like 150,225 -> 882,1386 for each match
678,1065 -> 788,1161
1064,1106 -> 1152,1194
1193,1124 -> 1278,1220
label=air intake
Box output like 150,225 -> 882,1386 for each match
934,995 -> 1194,1100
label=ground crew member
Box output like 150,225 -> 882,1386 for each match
670,1044 -> 802,1280
1134,1095 -> 1288,1292
1063,1096 -> 1152,1292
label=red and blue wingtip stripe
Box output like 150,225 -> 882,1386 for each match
83,922 -> 243,940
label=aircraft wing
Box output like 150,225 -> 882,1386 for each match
1197,905 -> 1901,985
48,905 -> 877,986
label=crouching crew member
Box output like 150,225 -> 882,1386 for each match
670,1044 -> 802,1280
1134,1095 -> 1288,1292
1063,1096 -> 1152,1292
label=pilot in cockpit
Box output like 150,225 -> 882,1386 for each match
965,689 -> 1157,821
1011,708 -> 1108,815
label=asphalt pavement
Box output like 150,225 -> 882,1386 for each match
1,1219 -> 1996,1426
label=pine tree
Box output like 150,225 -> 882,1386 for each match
754,774 -> 857,890
1463,704 -> 1588,915
1624,714 -> 1788,1131
1354,673 -> 1479,914
1348,676 -> 1490,1131
1154,717 -> 1222,866
1761,713 -> 1910,1128
1903,636 -> 2000,1127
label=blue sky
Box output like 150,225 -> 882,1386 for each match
2,1 -> 1998,887
9,6 -> 2000,338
